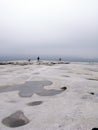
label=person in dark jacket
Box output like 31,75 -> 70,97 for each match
37,56 -> 40,62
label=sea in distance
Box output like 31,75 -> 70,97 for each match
0,55 -> 98,62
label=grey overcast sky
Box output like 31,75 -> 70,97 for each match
0,0 -> 98,59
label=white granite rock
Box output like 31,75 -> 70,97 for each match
0,61 -> 98,130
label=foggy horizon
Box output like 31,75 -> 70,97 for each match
0,0 -> 98,60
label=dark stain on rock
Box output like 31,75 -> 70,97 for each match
62,75 -> 70,77
92,128 -> 98,130
8,100 -> 18,103
89,92 -> 95,95
61,87 -> 67,91
87,78 -> 98,81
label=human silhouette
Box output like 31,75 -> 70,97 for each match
59,58 -> 61,61
37,56 -> 40,62
28,59 -> 31,62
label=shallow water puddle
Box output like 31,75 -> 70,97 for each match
2,111 -> 29,128
0,81 -> 63,97
27,101 -> 43,106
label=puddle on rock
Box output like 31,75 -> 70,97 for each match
27,101 -> 43,106
0,80 -> 64,97
87,78 -> 98,81
2,111 -> 29,128
62,75 -> 70,77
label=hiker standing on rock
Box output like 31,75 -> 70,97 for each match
59,58 -> 61,61
37,56 -> 40,62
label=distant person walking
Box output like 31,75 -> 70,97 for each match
28,59 -> 31,62
37,56 -> 40,62
59,58 -> 62,61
